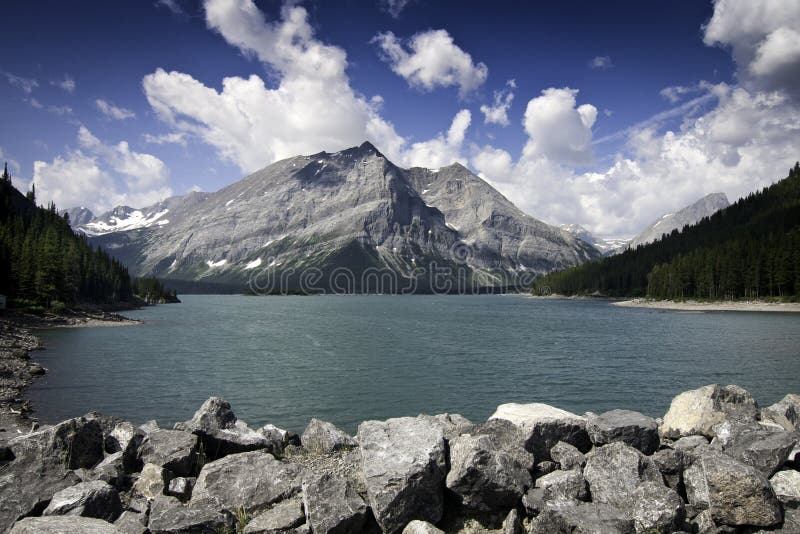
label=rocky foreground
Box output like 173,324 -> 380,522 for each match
1,386 -> 799,533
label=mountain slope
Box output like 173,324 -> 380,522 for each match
534,163 -> 800,298
559,224 -> 631,256
629,192 -> 730,249
80,142 -> 599,293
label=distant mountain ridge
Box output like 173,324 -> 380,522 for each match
70,142 -> 599,293
629,192 -> 730,249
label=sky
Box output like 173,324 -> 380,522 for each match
1,0 -> 799,238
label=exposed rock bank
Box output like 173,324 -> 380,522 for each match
1,386 -> 799,533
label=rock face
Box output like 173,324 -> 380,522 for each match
136,429 -> 197,477
301,419 -> 357,455
0,416 -> 103,531
586,409 -> 660,454
10,516 -> 123,533
358,416 -> 447,533
174,397 -> 273,459
301,472 -> 370,534
446,434 -> 533,511
192,451 -> 303,514
529,501 -> 635,533
684,449 -> 782,527
769,469 -> 800,506
628,191 -> 730,249
534,469 -> 588,502
42,481 -> 121,522
80,142 -> 599,293
489,403 -> 590,460
583,442 -> 662,507
550,441 -> 585,470
723,427 -> 797,477
763,394 -> 800,431
243,496 -> 305,534
660,384 -> 759,438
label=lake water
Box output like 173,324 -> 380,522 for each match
28,295 -> 800,434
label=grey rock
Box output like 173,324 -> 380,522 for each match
43,480 -> 122,522
528,501 -> 635,533
533,460 -> 559,478
78,451 -> 127,489
139,420 -> 159,434
683,449 -> 781,527
302,471 -> 370,534
724,427 -> 797,477
358,416 -> 447,533
660,384 -> 759,439
0,416 -> 102,531
301,419 -> 357,455
671,435 -> 710,451
446,433 -> 533,511
629,192 -> 729,249
550,441 -> 585,470
243,496 -> 305,533
501,509 -> 522,534
651,448 -> 685,492
107,422 -> 139,454
175,397 -> 273,459
147,494 -> 232,533
535,469 -> 588,501
769,469 -> 800,506
192,450 -> 303,514
417,413 -> 473,441
132,463 -> 173,501
763,394 -> 800,431
583,442 -> 662,507
165,477 -> 194,501
83,143 -> 599,293
137,429 -> 197,477
629,481 -> 685,533
113,510 -> 147,534
521,487 -> 547,516
489,403 -> 591,460
260,424 -> 301,451
10,516 -> 122,533
401,520 -> 444,534
586,409 -> 660,454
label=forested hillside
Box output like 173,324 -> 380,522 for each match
0,164 -> 133,307
534,163 -> 800,300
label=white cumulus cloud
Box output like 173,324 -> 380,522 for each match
480,79 -> 515,126
521,88 -> 597,165
373,29 -> 488,97
143,0 -> 472,174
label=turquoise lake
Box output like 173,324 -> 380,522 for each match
28,295 -> 800,433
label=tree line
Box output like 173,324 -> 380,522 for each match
534,162 -> 800,300
0,164 -> 176,308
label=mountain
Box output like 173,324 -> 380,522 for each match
76,142 -> 599,293
535,163 -> 800,299
629,192 -> 730,249
62,206 -> 94,227
559,224 -> 631,256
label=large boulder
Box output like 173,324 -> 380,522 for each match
549,441 -> 585,470
132,463 -> 173,501
582,442 -> 662,507
175,397 -> 274,459
358,416 -> 447,533
762,394 -> 800,431
683,449 -> 782,527
628,481 -> 685,533
489,403 -> 590,460
136,430 -> 197,477
301,471 -> 370,534
650,448 -> 685,493
723,427 -> 797,477
9,516 -> 122,533
114,510 -> 147,534
586,409 -> 660,454
534,469 -> 588,501
660,384 -> 759,439
445,433 -> 533,511
192,450 -> 303,514
528,501 -> 635,533
43,480 -> 121,522
243,496 -> 305,533
416,413 -> 473,441
0,416 -> 103,531
77,452 -> 127,489
301,419 -> 357,455
402,520 -> 444,534
147,494 -> 232,533
769,469 -> 800,506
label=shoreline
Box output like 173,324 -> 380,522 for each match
0,309 -> 142,443
613,298 -> 800,313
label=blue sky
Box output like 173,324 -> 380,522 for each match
1,0 -> 798,237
